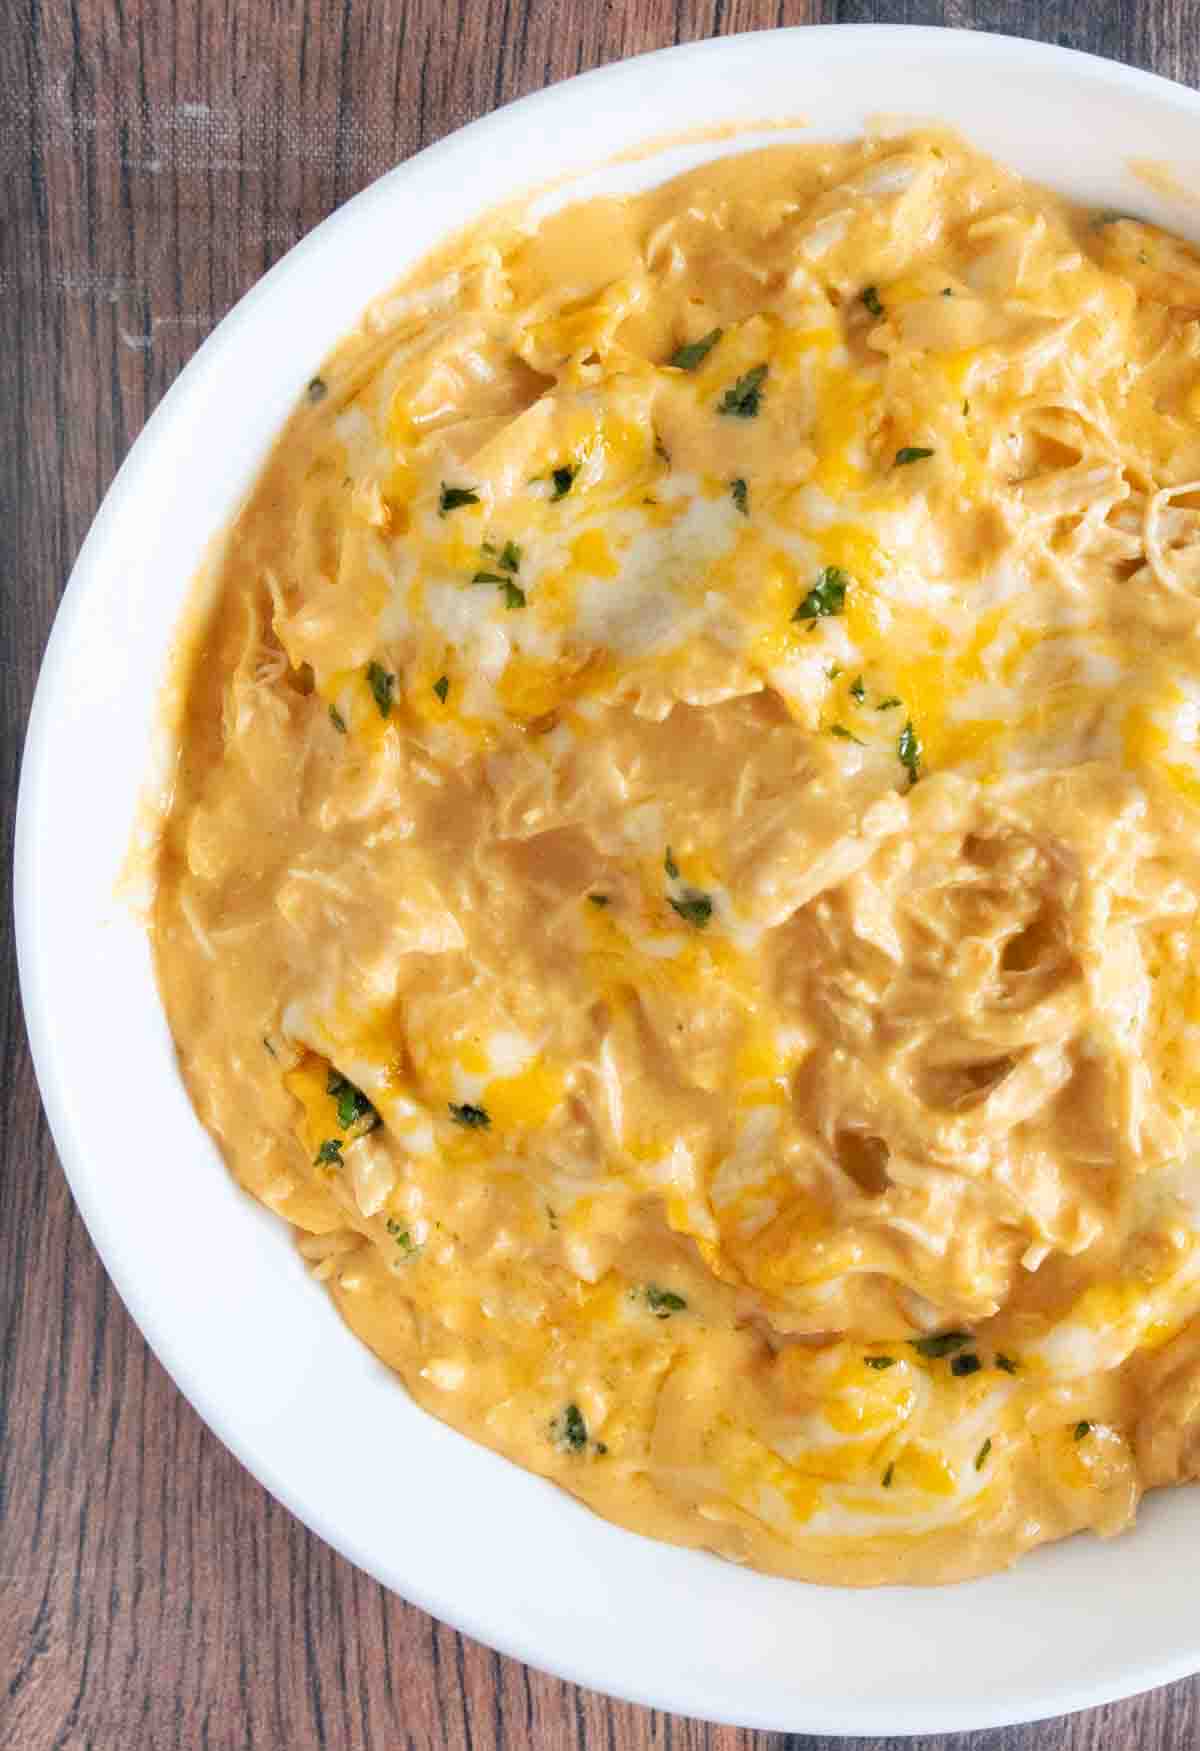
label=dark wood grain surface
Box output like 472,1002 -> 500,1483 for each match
5,2 -> 1200,1746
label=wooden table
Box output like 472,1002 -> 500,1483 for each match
5,3 -> 1200,1746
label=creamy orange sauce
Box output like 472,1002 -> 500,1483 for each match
154,129 -> 1200,1584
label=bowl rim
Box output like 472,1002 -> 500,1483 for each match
16,23 -> 1200,1736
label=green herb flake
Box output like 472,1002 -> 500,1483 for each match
829,724 -> 863,744
793,564 -> 850,622
367,662 -> 395,719
864,1355 -> 896,1370
386,1218 -> 418,1255
664,847 -> 680,880
895,446 -> 935,467
849,675 -> 866,703
501,580 -> 527,610
327,1071 -> 378,1132
669,892 -> 713,929
941,286 -> 953,297
910,1330 -> 971,1359
645,1285 -> 688,1318
877,696 -> 902,711
314,1138 -> 344,1167
1091,209 -> 1137,230
827,663 -> 843,680
717,363 -> 768,419
550,464 -> 578,500
498,540 -> 521,573
433,675 -> 450,704
1074,1419 -> 1093,1441
668,327 -> 723,370
861,284 -> 884,319
449,1101 -> 491,1130
553,1402 -> 589,1453
951,1352 -> 982,1377
587,893 -> 610,907
995,1352 -> 1018,1374
306,376 -> 328,403
328,704 -> 347,733
962,398 -> 970,416
898,718 -> 922,784
471,570 -> 506,585
730,476 -> 749,516
975,1437 -> 993,1471
882,1461 -> 895,1488
439,483 -> 481,516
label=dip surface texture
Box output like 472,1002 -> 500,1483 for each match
155,130 -> 1200,1583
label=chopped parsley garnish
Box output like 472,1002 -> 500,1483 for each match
550,464 -> 577,500
367,662 -> 394,718
827,663 -> 843,680
995,1352 -> 1018,1374
975,1437 -> 992,1470
327,1070 -> 378,1132
552,1402 -> 589,1453
439,484 -> 480,516
717,363 -> 768,419
587,893 -> 610,906
669,892 -> 713,929
941,286 -> 953,297
645,1285 -> 688,1318
386,1218 -> 418,1255
877,696 -> 901,711
1074,1420 -> 1093,1441
861,285 -> 884,319
730,477 -> 749,516
306,376 -> 328,403
951,1353 -> 982,1377
473,569 -> 526,609
849,675 -> 866,703
894,446 -> 934,466
898,719 -> 922,784
910,1330 -> 971,1359
793,564 -> 849,621
882,1461 -> 895,1488
829,724 -> 863,743
1091,209 -> 1136,229
864,1355 -> 896,1370
448,1101 -> 490,1130
668,327 -> 723,370
481,539 -> 522,573
962,398 -> 970,416
328,704 -> 347,733
658,836 -> 696,907
314,1138 -> 344,1167
433,675 -> 449,704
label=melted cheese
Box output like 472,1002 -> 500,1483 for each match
154,128 -> 1200,1586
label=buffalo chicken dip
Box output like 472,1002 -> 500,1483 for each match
154,130 -> 1200,1583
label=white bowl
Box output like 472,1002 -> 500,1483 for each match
17,24 -> 1200,1736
